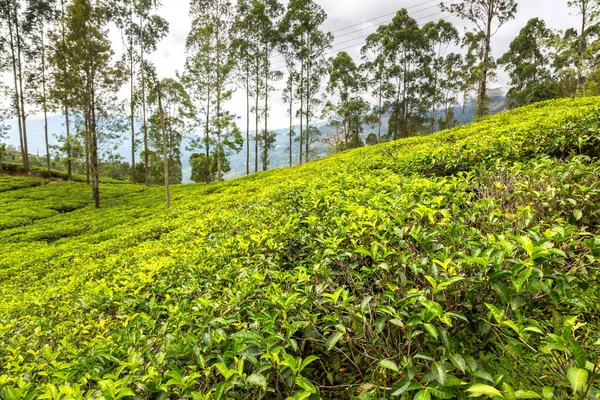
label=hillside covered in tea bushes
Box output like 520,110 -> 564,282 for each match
1,97 -> 600,399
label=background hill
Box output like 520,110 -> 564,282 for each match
3,94 -> 506,183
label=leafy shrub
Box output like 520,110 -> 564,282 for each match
0,97 -> 600,399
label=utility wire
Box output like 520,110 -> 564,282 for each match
330,0 -> 440,34
268,0 -> 445,63
270,10 -> 455,70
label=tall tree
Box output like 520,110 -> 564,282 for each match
60,0 -> 121,207
325,51 -> 367,150
2,0 -> 30,172
24,0 -> 58,176
423,19 -> 459,133
361,28 -> 392,144
458,31 -> 486,124
568,0 -> 600,94
384,9 -> 429,139
498,18 -> 556,108
185,0 -> 238,181
442,0 -> 517,118
232,0 -> 258,174
111,0 -> 168,185
284,0 -> 331,163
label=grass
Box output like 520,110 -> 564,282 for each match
1,97 -> 600,399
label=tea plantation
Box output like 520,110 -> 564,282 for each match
1,97 -> 600,399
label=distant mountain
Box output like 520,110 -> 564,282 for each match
3,91 -> 506,183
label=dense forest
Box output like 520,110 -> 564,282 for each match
1,0 -> 599,207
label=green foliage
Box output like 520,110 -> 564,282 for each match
1,97 -> 600,399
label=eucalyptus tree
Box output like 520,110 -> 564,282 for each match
232,0 -> 256,174
423,19 -> 459,133
284,0 -> 331,163
568,0 -> 600,94
278,5 -> 301,166
110,0 -> 168,184
361,28 -> 392,144
2,0 -> 30,172
185,0 -> 236,182
23,0 -> 58,176
247,0 -> 283,171
49,0 -> 74,178
60,0 -> 122,207
438,52 -> 463,129
326,51 -> 367,150
498,18 -> 555,108
384,8 -> 429,139
146,77 -> 191,185
458,31 -> 486,124
441,0 -> 517,118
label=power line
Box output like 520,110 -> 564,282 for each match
268,0 -> 445,63
330,0 -> 441,34
270,11 -> 455,70
333,3 -> 444,41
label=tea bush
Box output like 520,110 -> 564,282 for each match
1,97 -> 600,399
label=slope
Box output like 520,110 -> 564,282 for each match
1,97 -> 600,399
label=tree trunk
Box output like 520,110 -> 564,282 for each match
205,94 -> 211,183
255,58 -> 259,173
14,1 -> 29,173
90,84 -> 100,209
246,59 -> 250,175
140,14 -> 149,186
305,59 -> 310,162
7,4 -> 25,170
60,0 -> 72,180
299,60 -> 304,165
85,112 -> 90,185
65,106 -> 72,178
576,2 -> 587,95
157,82 -> 170,209
378,74 -> 382,143
263,45 -> 268,172
289,77 -> 293,167
41,28 -> 51,176
477,14 -> 492,118
130,0 -> 136,184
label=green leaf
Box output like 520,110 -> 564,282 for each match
295,376 -> 316,393
474,370 -> 495,383
429,387 -> 454,399
414,389 -> 431,400
514,390 -> 541,398
567,367 -> 588,394
325,331 -> 344,351
502,383 -> 517,400
514,268 -> 533,293
573,209 -> 583,220
420,299 -> 443,317
449,354 -> 466,374
246,373 -> 267,390
378,359 -> 400,373
485,303 -> 505,323
541,386 -> 554,400
424,323 -> 439,340
300,355 -> 319,372
569,339 -> 587,368
390,380 -> 411,397
432,362 -> 447,385
466,384 -> 503,398
4,387 -> 19,400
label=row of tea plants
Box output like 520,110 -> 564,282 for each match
1,97 -> 600,399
